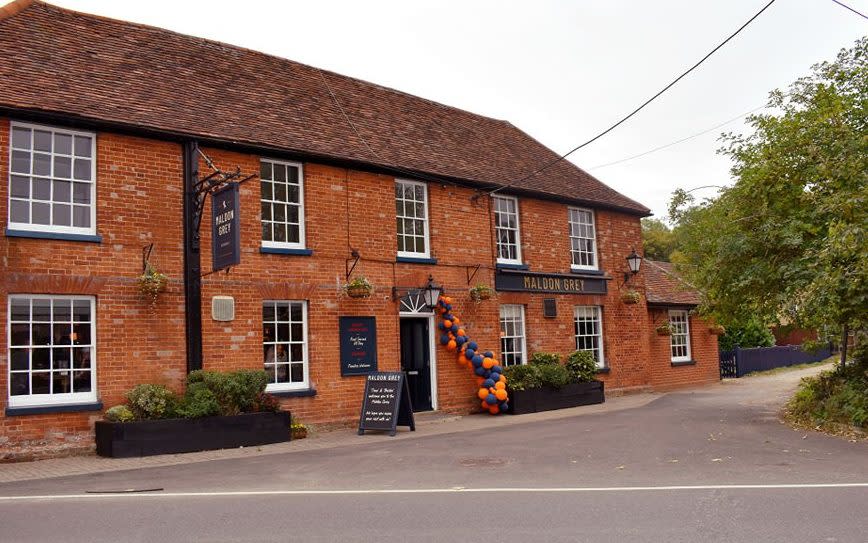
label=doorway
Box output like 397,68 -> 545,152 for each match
399,317 -> 434,412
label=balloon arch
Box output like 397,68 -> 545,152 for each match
436,295 -> 509,415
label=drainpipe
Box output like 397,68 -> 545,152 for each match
182,141 -> 203,373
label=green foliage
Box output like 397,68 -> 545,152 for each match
641,218 -> 678,262
529,352 -> 561,366
126,384 -> 178,420
718,317 -> 776,351
502,364 -> 542,391
669,38 -> 867,337
536,363 -> 571,389
104,405 -> 135,423
175,382 -> 221,419
566,350 -> 598,383
185,369 -> 269,416
254,392 -> 281,413
787,355 -> 868,429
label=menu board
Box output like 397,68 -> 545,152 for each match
357,372 -> 415,436
339,316 -> 378,376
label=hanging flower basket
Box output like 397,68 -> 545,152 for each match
621,290 -> 641,305
344,276 -> 373,299
655,322 -> 673,336
138,264 -> 168,308
709,324 -> 726,335
469,284 -> 493,302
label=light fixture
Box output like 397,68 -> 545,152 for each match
624,248 -> 642,283
422,274 -> 443,309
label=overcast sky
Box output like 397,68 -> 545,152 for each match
37,0 -> 868,219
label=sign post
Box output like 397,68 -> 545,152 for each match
357,372 -> 415,436
339,316 -> 378,376
211,182 -> 240,272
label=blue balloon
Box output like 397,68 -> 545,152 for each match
439,334 -> 449,345
471,357 -> 483,368
465,349 -> 476,359
500,402 -> 509,411
450,325 -> 459,333
472,354 -> 484,365
474,366 -> 487,377
437,322 -> 446,331
485,393 -> 497,405
490,365 -> 502,375
444,304 -> 452,312
467,341 -> 478,351
456,335 -> 467,346
484,351 -> 494,358
483,379 -> 495,388
443,314 -> 454,323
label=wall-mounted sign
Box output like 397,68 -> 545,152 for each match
340,316 -> 378,376
211,182 -> 240,272
357,372 -> 415,436
495,270 -> 608,295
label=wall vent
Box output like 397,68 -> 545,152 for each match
212,296 -> 235,322
543,298 -> 557,318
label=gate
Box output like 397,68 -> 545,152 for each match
719,349 -> 738,378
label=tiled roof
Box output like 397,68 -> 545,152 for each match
643,259 -> 701,306
0,0 -> 650,215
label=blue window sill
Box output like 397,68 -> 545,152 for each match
496,263 -> 529,271
5,229 -> 102,243
571,268 -> 604,276
269,388 -> 317,398
671,360 -> 696,367
260,247 -> 313,256
5,401 -> 103,417
396,256 -> 438,265
596,367 -> 610,374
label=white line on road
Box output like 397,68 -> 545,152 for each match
1,483 -> 867,501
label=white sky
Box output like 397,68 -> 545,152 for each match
32,0 -> 868,219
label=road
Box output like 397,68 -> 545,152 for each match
1,365 -> 865,542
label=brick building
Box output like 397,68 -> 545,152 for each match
0,0 -> 718,458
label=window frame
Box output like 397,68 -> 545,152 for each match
668,309 -> 692,362
493,194 -> 523,265
8,121 -> 97,236
499,304 -> 528,367
7,294 -> 98,408
568,207 -> 598,271
262,300 -> 310,392
260,158 -> 306,250
395,179 -> 431,259
573,305 -> 606,368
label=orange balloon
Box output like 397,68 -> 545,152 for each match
488,405 -> 500,415
495,381 -> 506,390
499,375 -> 507,383
458,354 -> 468,364
481,400 -> 489,410
477,388 -> 489,400
452,317 -> 461,325
457,329 -> 466,337
495,389 -> 508,401
444,297 -> 452,304
443,320 -> 452,328
482,357 -> 494,369
447,340 -> 457,351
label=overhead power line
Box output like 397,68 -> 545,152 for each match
486,0 -> 778,196
830,0 -> 868,20
586,105 -> 767,170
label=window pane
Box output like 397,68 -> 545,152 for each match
33,153 -> 51,176
53,203 -> 72,226
34,178 -> 51,200
10,299 -> 30,321
10,373 -> 29,396
290,303 -> 303,322
32,349 -> 50,369
73,205 -> 91,228
74,135 -> 92,157
73,371 -> 91,392
10,200 -> 29,223
33,299 -> 52,321
260,161 -> 272,180
54,133 -> 72,155
261,202 -> 271,221
32,202 -> 50,225
10,324 -> 30,346
54,156 -> 72,178
274,182 -> 287,202
12,126 -> 31,149
73,300 -> 91,321
73,158 -> 91,180
53,180 -> 71,202
11,150 -> 31,174
261,180 -> 273,200
276,303 -> 290,322
273,164 -> 286,182
10,349 -> 29,371
11,175 -> 30,198
34,130 -> 52,152
73,348 -> 91,369
53,371 -> 72,394
72,182 -> 91,204
290,363 -> 303,382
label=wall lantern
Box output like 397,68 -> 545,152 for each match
422,274 -> 443,309
624,248 -> 642,282
393,274 -> 443,311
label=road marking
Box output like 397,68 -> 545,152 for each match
1,483 -> 867,501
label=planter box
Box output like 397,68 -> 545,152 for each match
95,411 -> 291,458
508,381 -> 604,415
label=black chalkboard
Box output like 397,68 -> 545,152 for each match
339,316 -> 378,376
357,372 -> 415,437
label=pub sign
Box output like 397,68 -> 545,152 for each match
495,270 -> 607,295
211,182 -> 241,272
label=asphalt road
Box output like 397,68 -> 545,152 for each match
1,366 -> 865,542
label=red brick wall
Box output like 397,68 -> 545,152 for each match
0,118 -> 715,456
648,308 -> 720,390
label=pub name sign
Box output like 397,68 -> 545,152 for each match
494,270 -> 607,295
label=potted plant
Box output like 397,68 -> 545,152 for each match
95,369 -> 291,458
709,323 -> 726,335
620,289 -> 641,305
503,350 -> 604,415
469,283 -> 493,302
656,321 -> 673,336
291,418 -> 308,440
138,263 -> 168,308
344,276 -> 374,298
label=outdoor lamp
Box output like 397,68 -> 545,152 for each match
423,274 -> 443,309
624,248 -> 642,282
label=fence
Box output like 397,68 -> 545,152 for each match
719,343 -> 833,378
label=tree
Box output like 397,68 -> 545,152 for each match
640,218 -> 678,261
670,38 -> 867,363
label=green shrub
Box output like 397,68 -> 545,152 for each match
104,405 -> 135,422
529,352 -> 561,366
566,350 -> 598,383
185,369 -> 269,416
787,354 -> 868,429
176,382 -> 221,419
536,363 -> 571,389
503,364 -> 542,391
126,384 -> 178,420
254,392 -> 281,413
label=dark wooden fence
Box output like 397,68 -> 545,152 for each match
719,344 -> 833,378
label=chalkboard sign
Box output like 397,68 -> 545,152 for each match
339,316 -> 378,376
357,372 -> 415,436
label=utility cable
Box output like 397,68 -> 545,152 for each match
830,0 -> 868,20
486,0 -> 778,196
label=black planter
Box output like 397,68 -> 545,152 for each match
508,381 -> 604,415
95,411 -> 291,458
